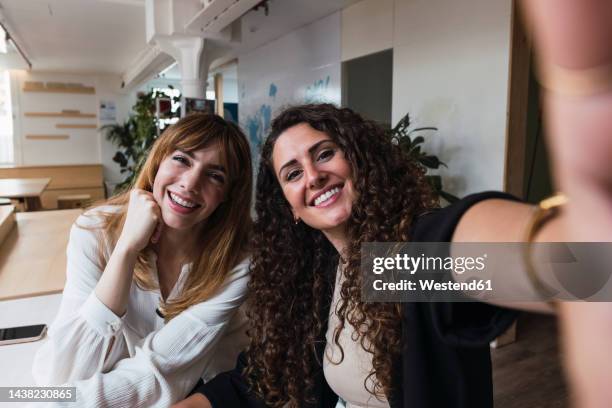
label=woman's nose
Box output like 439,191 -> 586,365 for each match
304,163 -> 327,189
179,169 -> 201,191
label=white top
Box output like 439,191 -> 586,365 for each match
32,207 -> 250,407
323,265 -> 390,408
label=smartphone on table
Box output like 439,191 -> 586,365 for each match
0,324 -> 47,346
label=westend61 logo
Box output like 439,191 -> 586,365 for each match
372,253 -> 487,275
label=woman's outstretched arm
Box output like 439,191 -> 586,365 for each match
522,1 -> 612,407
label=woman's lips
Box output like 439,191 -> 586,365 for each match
167,191 -> 199,214
313,186 -> 342,208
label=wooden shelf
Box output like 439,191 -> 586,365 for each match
25,112 -> 96,118
56,124 -> 97,129
26,134 -> 70,140
23,87 -> 95,94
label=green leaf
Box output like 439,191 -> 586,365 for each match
410,127 -> 438,133
411,136 -> 425,147
112,151 -> 128,167
420,155 -> 441,169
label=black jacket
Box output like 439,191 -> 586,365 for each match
194,191 -> 519,408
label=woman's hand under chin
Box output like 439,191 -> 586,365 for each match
116,189 -> 164,254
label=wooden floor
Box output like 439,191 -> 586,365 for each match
492,313 -> 569,408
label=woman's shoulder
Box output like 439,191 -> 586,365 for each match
229,256 -> 251,278
74,205 -> 122,228
410,191 -> 520,242
70,205 -> 123,252
66,206 -> 123,266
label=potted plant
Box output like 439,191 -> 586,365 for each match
102,87 -> 181,192
390,113 -> 459,204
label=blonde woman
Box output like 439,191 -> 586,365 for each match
33,113 -> 253,407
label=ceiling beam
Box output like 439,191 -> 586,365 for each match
121,44 -> 174,89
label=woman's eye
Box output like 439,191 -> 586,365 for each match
286,169 -> 301,181
172,155 -> 189,165
317,149 -> 334,161
208,172 -> 225,184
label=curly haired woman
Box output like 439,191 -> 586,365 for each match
33,113 -> 253,407
172,101 -> 570,408
171,1 -> 612,405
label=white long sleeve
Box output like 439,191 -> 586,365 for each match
32,209 -> 250,407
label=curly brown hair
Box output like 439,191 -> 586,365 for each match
245,104 -> 437,407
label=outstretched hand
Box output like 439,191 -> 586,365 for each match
522,0 -> 612,241
522,1 -> 612,407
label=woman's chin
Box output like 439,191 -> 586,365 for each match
314,217 -> 349,234
161,213 -> 197,232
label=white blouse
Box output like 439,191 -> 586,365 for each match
32,207 -> 250,407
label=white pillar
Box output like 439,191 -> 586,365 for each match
156,36 -> 209,99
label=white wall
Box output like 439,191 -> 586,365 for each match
10,70 -> 131,184
12,71 -> 99,166
342,0 -> 513,197
393,0 -> 512,196
9,70 -> 185,187
98,74 -> 133,184
223,78 -> 238,104
341,0 -> 394,62
237,12 -> 342,159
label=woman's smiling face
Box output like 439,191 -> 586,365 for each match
272,123 -> 356,234
152,144 -> 227,231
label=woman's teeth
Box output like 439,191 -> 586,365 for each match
314,187 -> 341,206
169,192 -> 197,208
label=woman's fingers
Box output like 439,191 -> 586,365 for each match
117,189 -> 162,253
521,0 -> 612,241
151,220 -> 164,244
522,0 -> 612,69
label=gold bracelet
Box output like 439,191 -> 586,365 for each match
523,193 -> 568,305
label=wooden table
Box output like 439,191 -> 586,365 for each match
0,209 -> 81,301
0,178 -> 51,211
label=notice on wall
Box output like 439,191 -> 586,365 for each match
99,100 -> 116,121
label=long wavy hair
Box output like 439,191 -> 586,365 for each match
245,104 -> 437,406
85,113 -> 252,320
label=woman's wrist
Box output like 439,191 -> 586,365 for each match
114,237 -> 140,259
522,194 -> 568,308
94,238 -> 140,317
